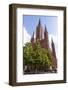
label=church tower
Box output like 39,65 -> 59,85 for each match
44,25 -> 49,49
36,19 -> 43,41
31,32 -> 35,47
51,39 -> 57,69
30,19 -> 57,72
51,39 -> 56,59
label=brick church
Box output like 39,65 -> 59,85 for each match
31,19 -> 57,71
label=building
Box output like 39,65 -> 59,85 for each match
31,19 -> 57,71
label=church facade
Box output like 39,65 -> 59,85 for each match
31,19 -> 57,72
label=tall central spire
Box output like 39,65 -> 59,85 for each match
36,19 -> 43,40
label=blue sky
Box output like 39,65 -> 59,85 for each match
23,15 -> 57,36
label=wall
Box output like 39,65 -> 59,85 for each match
0,0 -> 68,90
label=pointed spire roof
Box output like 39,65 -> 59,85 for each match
51,38 -> 57,59
45,25 -> 48,33
51,38 -> 54,45
38,19 -> 41,26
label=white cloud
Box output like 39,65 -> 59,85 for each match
23,27 -> 31,45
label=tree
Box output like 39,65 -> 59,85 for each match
23,43 -> 33,65
23,41 -> 52,73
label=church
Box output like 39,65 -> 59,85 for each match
31,19 -> 57,72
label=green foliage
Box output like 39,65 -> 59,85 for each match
23,41 -> 52,68
23,43 -> 34,65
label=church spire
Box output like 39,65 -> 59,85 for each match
38,19 -> 41,26
36,19 -> 43,40
45,25 -> 48,33
51,38 -> 57,70
44,25 -> 49,49
51,39 -> 56,58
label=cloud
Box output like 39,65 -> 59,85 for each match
23,27 -> 31,45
